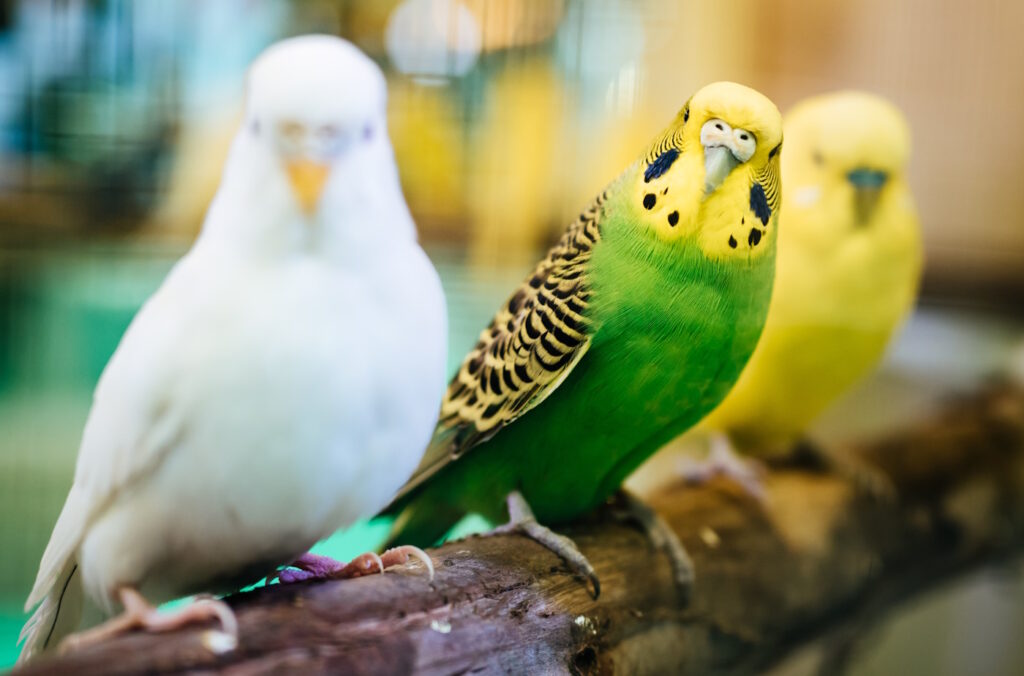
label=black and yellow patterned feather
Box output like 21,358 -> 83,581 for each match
394,191 -> 607,500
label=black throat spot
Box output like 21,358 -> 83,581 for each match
644,148 -> 680,183
749,182 -> 771,226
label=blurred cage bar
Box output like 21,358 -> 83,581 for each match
0,0 -> 1022,672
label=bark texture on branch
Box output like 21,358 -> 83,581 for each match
15,384 -> 1024,675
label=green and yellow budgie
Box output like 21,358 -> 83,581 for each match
661,91 -> 922,493
381,82 -> 783,593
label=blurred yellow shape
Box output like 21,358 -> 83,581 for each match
703,91 -> 922,457
465,60 -> 563,266
388,80 -> 468,237
462,0 -> 565,51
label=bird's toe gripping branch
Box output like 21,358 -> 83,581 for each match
330,546 -> 434,581
59,588 -> 238,656
609,490 -> 695,604
678,432 -> 768,502
493,490 -> 601,599
374,545 -> 436,581
275,547 -> 435,585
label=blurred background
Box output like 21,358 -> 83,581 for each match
0,0 -> 1022,672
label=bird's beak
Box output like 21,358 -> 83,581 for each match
703,146 -> 741,195
285,159 -> 330,215
847,168 -> 888,224
701,122 -> 742,196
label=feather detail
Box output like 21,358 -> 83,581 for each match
391,190 -> 608,501
18,561 -> 83,663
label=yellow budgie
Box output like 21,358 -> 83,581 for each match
633,91 -> 922,496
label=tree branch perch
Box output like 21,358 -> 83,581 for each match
15,383 -> 1024,675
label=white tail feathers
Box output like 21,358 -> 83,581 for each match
18,560 -> 84,663
26,485 -> 90,610
20,486 -> 91,663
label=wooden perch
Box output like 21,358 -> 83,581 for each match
16,383 -> 1024,675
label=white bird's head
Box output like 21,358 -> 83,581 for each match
246,35 -> 387,215
205,35 -> 413,257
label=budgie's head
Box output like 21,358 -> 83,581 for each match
783,91 -> 911,231
214,35 -> 413,251
635,82 -> 783,260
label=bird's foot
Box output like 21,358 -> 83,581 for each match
493,490 -> 600,598
332,545 -> 435,581
276,547 -> 434,583
608,490 -> 695,604
678,433 -> 767,502
59,588 -> 237,655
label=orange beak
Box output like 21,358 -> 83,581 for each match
285,160 -> 330,214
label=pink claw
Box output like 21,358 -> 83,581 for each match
275,547 -> 434,584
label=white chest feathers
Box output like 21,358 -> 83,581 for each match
76,245 -> 446,607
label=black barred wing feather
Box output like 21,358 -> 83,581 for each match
394,191 -> 607,500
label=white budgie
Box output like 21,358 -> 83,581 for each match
19,35 -> 447,662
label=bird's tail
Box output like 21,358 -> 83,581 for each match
18,559 -> 84,664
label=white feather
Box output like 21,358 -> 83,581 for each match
20,35 -> 446,661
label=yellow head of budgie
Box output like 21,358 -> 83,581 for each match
634,82 -> 783,259
701,90 -> 923,456
783,91 -> 914,250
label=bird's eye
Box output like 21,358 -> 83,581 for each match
278,121 -> 305,144
683,106 -> 689,123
